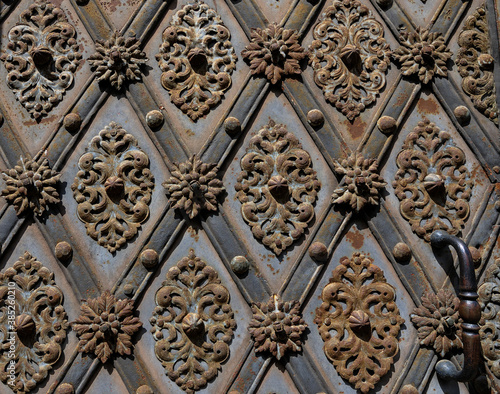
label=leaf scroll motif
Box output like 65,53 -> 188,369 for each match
315,252 -> 404,393
392,118 -> 473,242
235,120 -> 321,255
0,252 -> 68,393
156,2 -> 237,121
71,122 -> 154,253
308,0 -> 391,120
150,249 -> 235,393
0,0 -> 82,120
456,4 -> 498,124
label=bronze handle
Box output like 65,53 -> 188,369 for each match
431,230 -> 481,382
430,230 -> 481,382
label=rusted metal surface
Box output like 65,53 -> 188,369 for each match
0,0 -> 500,392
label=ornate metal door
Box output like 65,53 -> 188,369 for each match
0,0 -> 499,393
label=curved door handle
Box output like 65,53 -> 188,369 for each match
430,230 -> 481,382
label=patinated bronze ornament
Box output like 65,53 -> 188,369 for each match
235,120 -> 321,255
0,0 -> 82,119
393,118 -> 473,241
72,122 -> 154,252
151,249 -> 235,392
315,252 -> 404,393
72,290 -> 142,363
308,0 -> 392,120
0,252 -> 68,392
156,2 -> 237,120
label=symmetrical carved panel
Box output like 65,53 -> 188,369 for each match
1,151 -> 61,217
156,2 -> 237,120
332,152 -> 386,212
457,4 -> 498,124
315,252 -> 404,393
411,288 -> 462,357
393,118 -> 473,242
150,249 -> 235,392
235,120 -> 321,255
89,31 -> 147,91
163,155 -> 224,219
478,258 -> 500,378
249,295 -> 307,360
308,0 -> 392,120
241,23 -> 306,85
0,252 -> 68,392
0,0 -> 82,119
71,122 -> 154,253
72,290 -> 142,363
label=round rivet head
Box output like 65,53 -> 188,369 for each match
377,116 -> 397,134
230,256 -> 249,275
224,117 -> 241,134
493,166 -> 500,174
307,109 -> 324,127
393,242 -> 411,262
55,383 -> 75,394
124,284 -> 135,296
469,246 -> 481,268
136,386 -> 153,394
55,241 -> 73,262
401,384 -> 418,394
309,242 -> 328,262
63,113 -> 82,132
146,110 -> 164,129
140,249 -> 159,269
454,106 -> 470,124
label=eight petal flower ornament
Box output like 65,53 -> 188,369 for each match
72,290 -> 142,363
411,288 -> 463,357
241,23 -> 306,84
89,31 -> 148,90
248,295 -> 307,360
1,151 -> 61,217
393,27 -> 452,84
163,155 -> 224,219
331,152 -> 386,212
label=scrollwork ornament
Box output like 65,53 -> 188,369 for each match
308,0 -> 392,120
0,0 -> 82,119
0,252 -> 69,392
315,252 -> 404,393
156,1 -> 237,121
71,122 -> 154,253
393,118 -> 473,242
478,258 -> 500,378
1,151 -> 61,217
235,120 -> 321,255
150,249 -> 235,393
456,4 -> 498,124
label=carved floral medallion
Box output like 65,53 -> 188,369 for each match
308,0 -> 392,120
156,2 -> 237,121
72,290 -> 142,363
163,155 -> 224,219
241,23 -> 306,85
315,252 -> 404,393
249,295 -> 307,360
393,118 -> 473,242
411,288 -> 462,357
150,249 -> 235,392
235,120 -> 321,255
0,252 -> 68,392
393,27 -> 452,84
457,4 -> 498,124
478,258 -> 500,378
89,31 -> 147,91
332,152 -> 386,212
1,151 -> 61,217
0,0 -> 82,119
71,122 -> 154,253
